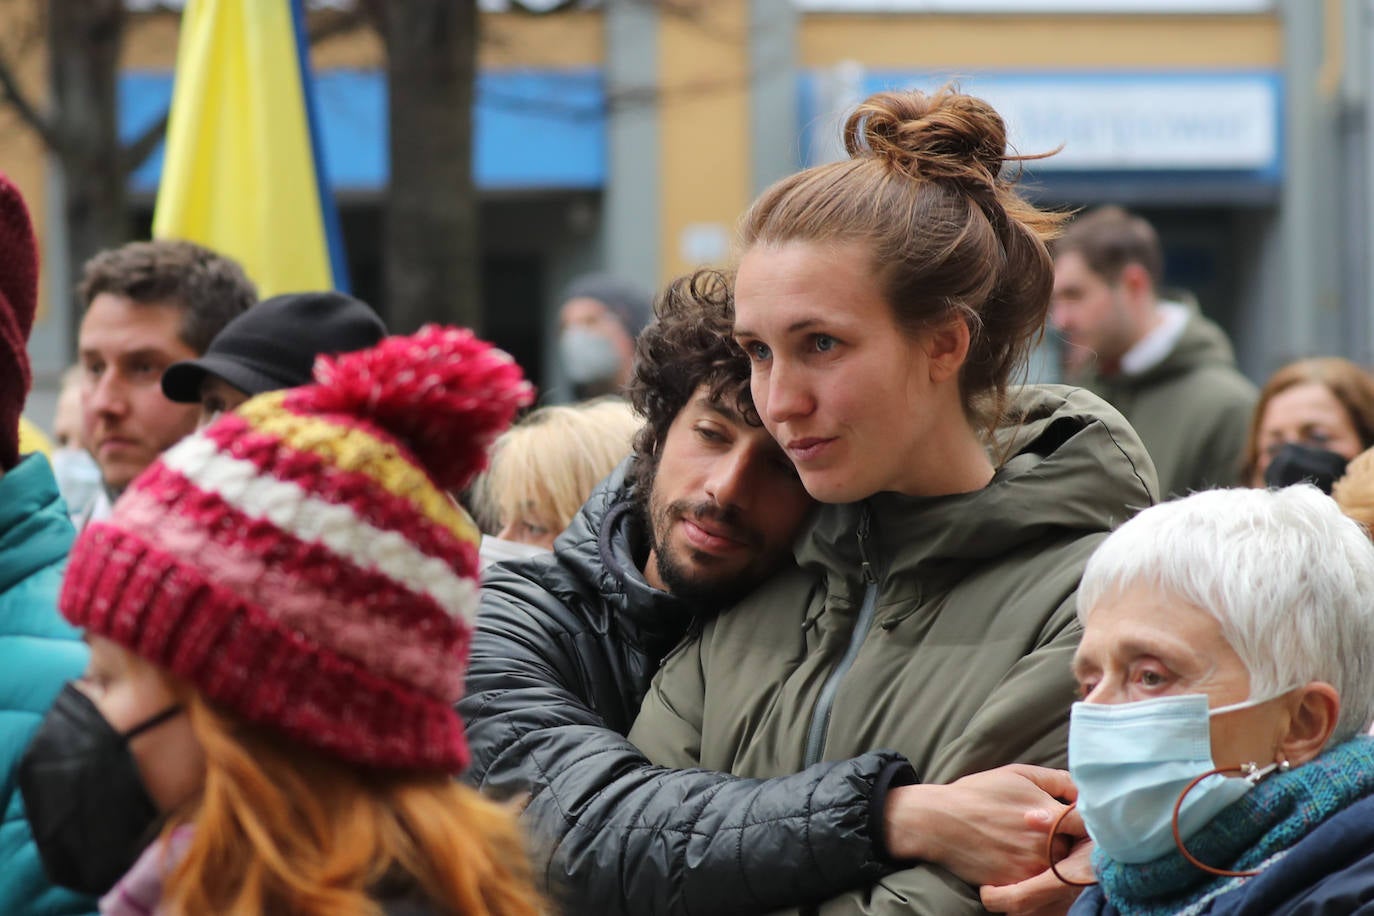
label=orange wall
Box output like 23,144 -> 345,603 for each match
0,6 -> 1287,305
657,1 -> 752,280
0,2 -> 52,318
799,13 -> 1281,71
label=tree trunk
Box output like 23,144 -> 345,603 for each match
374,0 -> 479,333
48,0 -> 127,295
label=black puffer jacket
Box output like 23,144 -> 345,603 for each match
461,460 -> 911,916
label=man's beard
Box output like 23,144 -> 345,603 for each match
638,455 -> 765,612
651,532 -> 758,612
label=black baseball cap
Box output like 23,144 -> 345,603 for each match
162,291 -> 387,403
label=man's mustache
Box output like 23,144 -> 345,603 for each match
668,500 -> 761,549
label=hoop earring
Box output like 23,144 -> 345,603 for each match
1172,761 -> 1284,877
1047,803 -> 1097,887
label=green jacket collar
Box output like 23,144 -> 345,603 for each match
794,385 -> 1157,596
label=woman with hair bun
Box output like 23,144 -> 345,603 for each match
628,88 -> 1157,914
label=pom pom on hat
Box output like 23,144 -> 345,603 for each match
302,325 -> 534,492
60,327 -> 533,773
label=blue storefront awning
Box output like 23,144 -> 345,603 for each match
123,67 -> 607,194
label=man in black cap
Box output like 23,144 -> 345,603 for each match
161,291 -> 387,426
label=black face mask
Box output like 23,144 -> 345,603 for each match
1264,442 -> 1351,494
18,683 -> 182,896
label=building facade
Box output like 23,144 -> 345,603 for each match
9,0 -> 1366,398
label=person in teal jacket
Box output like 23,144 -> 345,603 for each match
0,171 -> 94,915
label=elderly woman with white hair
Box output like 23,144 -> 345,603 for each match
1051,486 -> 1374,916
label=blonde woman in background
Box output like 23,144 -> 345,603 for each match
475,398 -> 640,565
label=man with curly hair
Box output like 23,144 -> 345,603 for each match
463,270 -> 929,915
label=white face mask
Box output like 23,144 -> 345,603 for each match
50,447 -> 103,522
479,535 -> 552,570
559,327 -> 623,386
1069,690 -> 1293,864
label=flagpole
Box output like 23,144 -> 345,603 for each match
288,0 -> 351,293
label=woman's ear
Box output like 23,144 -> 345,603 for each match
924,316 -> 971,384
1279,682 -> 1340,767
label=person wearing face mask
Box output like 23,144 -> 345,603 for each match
1009,487 -> 1374,916
557,273 -> 651,401
48,366 -> 103,524
1242,357 -> 1374,492
18,328 -> 544,915
0,173 -> 94,916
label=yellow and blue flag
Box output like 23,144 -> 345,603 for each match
152,0 -> 349,295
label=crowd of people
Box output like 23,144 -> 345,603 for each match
6,84 -> 1374,916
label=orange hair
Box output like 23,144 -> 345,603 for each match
160,691 -> 543,916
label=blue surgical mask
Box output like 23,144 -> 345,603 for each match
1070,691 -> 1289,864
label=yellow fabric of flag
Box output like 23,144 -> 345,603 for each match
152,0 -> 334,295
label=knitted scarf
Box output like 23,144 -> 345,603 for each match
99,827 -> 192,916
1094,737 -> 1374,916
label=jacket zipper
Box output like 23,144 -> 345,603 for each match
803,505 -> 879,767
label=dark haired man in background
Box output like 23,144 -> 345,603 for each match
76,240 -> 256,523
1051,205 -> 1256,496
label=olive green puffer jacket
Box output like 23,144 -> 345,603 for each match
630,386 -> 1158,915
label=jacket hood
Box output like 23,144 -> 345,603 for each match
1120,308 -> 1240,388
795,385 -> 1158,592
536,457 -> 694,645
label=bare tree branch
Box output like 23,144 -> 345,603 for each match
626,0 -> 746,44
0,49 -> 59,150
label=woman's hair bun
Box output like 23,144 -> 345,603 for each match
844,87 -> 1010,187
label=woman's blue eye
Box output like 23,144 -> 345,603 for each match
747,342 -> 771,361
815,335 -> 837,352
